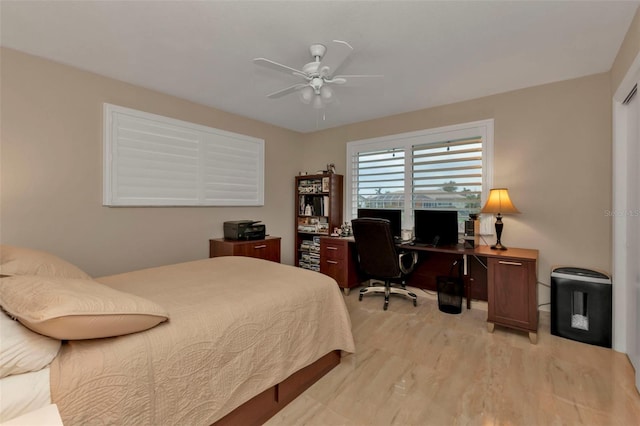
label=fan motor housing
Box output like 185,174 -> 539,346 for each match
309,44 -> 326,59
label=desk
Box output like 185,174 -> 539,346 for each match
319,237 -> 539,343
402,243 -> 539,342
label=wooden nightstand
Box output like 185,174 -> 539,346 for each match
209,237 -> 281,263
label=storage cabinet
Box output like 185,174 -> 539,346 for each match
319,237 -> 361,295
209,237 -> 281,263
295,174 -> 343,271
487,253 -> 538,343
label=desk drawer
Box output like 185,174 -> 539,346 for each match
319,237 -> 361,294
321,241 -> 346,260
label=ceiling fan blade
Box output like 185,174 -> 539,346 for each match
253,58 -> 307,78
266,83 -> 308,99
325,77 -> 347,85
319,40 -> 354,77
333,74 -> 384,79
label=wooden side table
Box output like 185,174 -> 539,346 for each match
209,236 -> 281,263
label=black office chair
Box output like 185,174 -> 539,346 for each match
351,218 -> 418,310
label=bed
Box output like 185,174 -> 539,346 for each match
0,245 -> 356,425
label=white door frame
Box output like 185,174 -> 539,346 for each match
612,51 -> 640,392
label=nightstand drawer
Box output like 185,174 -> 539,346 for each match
209,237 -> 281,262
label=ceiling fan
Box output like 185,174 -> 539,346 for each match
253,40 -> 382,109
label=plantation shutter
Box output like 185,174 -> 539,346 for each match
350,147 -> 406,217
411,137 -> 483,213
104,104 -> 264,206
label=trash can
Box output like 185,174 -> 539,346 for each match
437,259 -> 464,314
551,266 -> 612,348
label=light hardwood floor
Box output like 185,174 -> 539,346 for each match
266,288 -> 640,425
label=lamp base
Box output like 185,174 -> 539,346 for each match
491,213 -> 508,250
490,242 -> 508,251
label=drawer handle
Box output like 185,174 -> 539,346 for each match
498,260 -> 522,266
327,260 -> 338,264
254,244 -> 267,249
327,247 -> 338,250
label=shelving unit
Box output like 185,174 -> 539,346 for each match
295,174 -> 343,271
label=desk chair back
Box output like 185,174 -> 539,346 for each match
351,218 -> 401,279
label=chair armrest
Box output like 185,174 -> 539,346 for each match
398,251 -> 418,274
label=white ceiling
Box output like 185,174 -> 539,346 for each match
1,1 -> 638,133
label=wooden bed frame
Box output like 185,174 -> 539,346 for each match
215,350 -> 341,426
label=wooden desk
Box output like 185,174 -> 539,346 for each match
401,243 -> 539,343
321,237 -> 539,343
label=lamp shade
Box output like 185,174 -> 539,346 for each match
481,188 -> 520,214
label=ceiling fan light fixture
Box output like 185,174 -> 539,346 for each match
299,86 -> 314,104
320,85 -> 334,103
312,95 -> 324,109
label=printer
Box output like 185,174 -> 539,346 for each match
224,220 -> 266,240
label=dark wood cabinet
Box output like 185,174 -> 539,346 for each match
319,237 -> 362,295
209,237 -> 281,263
487,251 -> 538,343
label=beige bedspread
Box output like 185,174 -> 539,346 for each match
49,257 -> 355,425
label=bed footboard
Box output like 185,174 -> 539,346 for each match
214,350 -> 341,426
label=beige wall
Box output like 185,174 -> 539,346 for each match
0,48 -> 302,276
300,73 -> 613,307
0,47 -> 614,310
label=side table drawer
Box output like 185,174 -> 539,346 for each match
235,240 -> 279,261
209,237 -> 281,263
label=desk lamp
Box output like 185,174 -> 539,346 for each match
481,188 -> 520,250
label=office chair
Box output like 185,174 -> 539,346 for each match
351,218 -> 418,310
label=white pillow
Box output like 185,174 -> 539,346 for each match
0,310 -> 61,379
0,368 -> 51,423
0,404 -> 63,426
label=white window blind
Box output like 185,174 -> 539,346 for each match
346,120 -> 493,232
104,104 -> 264,206
352,147 -> 406,211
412,137 -> 483,214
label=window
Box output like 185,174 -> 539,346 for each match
104,104 -> 264,206
346,120 -> 494,233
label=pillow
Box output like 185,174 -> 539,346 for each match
0,310 -> 61,378
0,369 -> 52,423
1,404 -> 63,426
0,245 -> 92,280
0,275 -> 169,340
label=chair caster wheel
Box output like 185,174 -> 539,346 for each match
384,302 -> 389,310
359,294 -> 363,301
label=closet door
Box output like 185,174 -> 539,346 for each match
627,85 -> 640,391
615,82 -> 640,392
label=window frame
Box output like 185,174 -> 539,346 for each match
346,119 -> 494,234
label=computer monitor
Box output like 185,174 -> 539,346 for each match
357,208 -> 402,239
414,210 -> 459,246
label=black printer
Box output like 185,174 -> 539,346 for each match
223,220 -> 266,240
